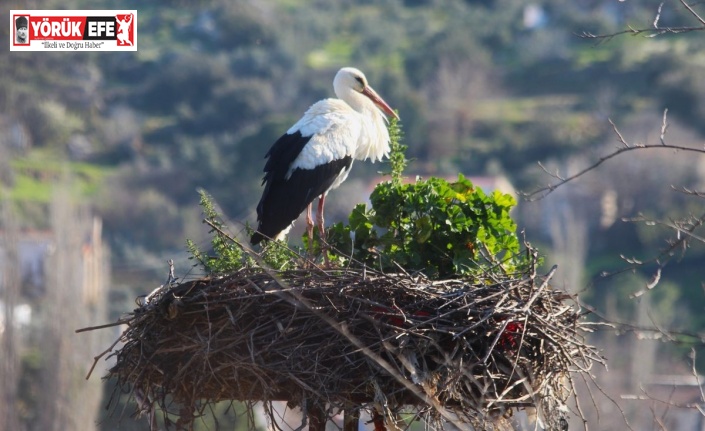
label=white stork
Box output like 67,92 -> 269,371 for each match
251,67 -> 399,245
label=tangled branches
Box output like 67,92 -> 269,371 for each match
94,247 -> 602,431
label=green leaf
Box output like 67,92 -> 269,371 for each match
414,215 -> 433,243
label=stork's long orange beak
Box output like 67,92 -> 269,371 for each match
362,86 -> 399,120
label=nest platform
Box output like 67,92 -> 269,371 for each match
98,257 -> 600,430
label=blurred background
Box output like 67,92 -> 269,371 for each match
2,0 -> 705,429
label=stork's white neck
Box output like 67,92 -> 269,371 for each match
334,86 -> 390,163
334,84 -> 366,112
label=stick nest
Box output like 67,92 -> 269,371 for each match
104,253 -> 600,430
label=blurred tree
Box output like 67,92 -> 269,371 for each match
0,199 -> 21,431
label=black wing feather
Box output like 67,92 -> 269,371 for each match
251,132 -> 353,244
261,131 -> 311,183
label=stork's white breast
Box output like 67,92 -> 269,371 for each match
287,99 -> 362,175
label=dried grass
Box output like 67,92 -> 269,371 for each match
95,248 -> 601,430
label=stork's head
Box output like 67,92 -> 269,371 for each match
334,67 -> 399,120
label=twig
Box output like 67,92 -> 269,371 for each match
75,319 -> 130,333
84,335 -> 123,380
523,112 -> 705,200
578,0 -> 705,41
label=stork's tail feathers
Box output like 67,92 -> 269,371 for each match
250,231 -> 265,245
250,225 -> 292,245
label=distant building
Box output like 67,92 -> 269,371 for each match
0,115 -> 32,152
0,217 -> 106,333
523,4 -> 547,29
632,375 -> 705,430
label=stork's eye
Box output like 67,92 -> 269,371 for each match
354,76 -> 364,86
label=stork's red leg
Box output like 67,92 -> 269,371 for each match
306,203 -> 314,250
308,404 -> 326,431
316,195 -> 330,266
316,195 -> 326,241
371,408 -> 386,431
343,406 -> 359,431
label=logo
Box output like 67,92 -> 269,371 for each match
11,10 -> 137,51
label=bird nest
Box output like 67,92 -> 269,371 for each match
92,251 -> 601,431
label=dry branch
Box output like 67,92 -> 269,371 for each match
578,0 -> 705,41
523,110 -> 705,202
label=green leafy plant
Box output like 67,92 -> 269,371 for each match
327,118 -> 523,279
187,190 -> 298,274
186,190 -> 245,274
328,175 -> 521,278
385,115 -> 407,186
259,238 -> 299,270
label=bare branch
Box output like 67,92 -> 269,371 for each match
660,108 -> 669,145
691,349 -> 705,409
680,0 -> 705,25
579,0 -> 705,40
610,118 -> 631,148
631,268 -> 662,298
578,25 -> 704,41
654,2 -> 665,28
579,300 -> 705,346
673,185 -> 705,198
522,112 -> 705,201
595,211 -> 705,287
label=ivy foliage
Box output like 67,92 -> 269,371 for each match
327,118 -> 522,279
327,176 -> 521,279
